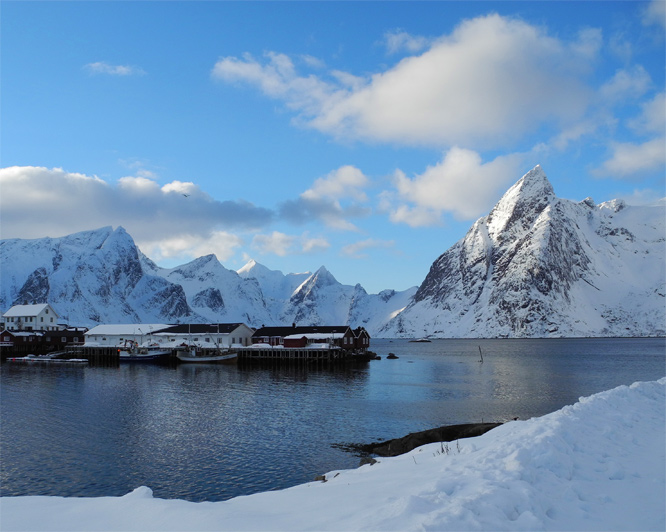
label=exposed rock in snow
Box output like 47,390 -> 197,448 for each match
0,229 -> 414,332
380,165 -> 665,338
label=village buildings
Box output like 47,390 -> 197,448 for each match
1,302 -> 371,359
83,323 -> 255,349
1,304 -> 86,354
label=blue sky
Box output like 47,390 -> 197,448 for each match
1,1 -> 664,294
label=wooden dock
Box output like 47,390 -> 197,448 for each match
237,346 -> 373,363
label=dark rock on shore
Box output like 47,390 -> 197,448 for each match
336,423 -> 502,458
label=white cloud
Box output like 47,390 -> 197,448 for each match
251,231 -> 329,256
139,231 -> 243,263
84,61 -> 146,76
279,165 -> 371,231
593,137 -> 666,179
599,66 -> 652,103
382,30 -> 430,54
643,0 -> 666,29
341,238 -> 394,258
0,166 -> 273,260
212,14 -> 595,149
386,147 -> 527,226
618,187 -> 666,206
629,92 -> 666,135
302,165 -> 370,202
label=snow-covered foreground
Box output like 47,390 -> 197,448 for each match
2,378 -> 664,532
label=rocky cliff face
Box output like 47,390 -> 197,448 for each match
380,166 -> 665,337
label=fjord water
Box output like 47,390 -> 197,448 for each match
2,338 -> 664,502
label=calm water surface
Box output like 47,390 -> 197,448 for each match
1,338 -> 664,502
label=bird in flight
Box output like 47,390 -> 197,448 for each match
183,194 -> 190,197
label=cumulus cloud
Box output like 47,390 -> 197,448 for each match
280,165 -> 371,231
384,147 -> 527,226
84,61 -> 146,76
302,165 -> 370,202
643,0 -> 666,29
593,91 -> 666,179
140,231 -> 243,263
0,166 -> 273,258
628,92 -> 665,135
593,138 -> 666,179
599,66 -> 652,103
341,238 -> 394,259
251,231 -> 330,256
212,14 -> 595,149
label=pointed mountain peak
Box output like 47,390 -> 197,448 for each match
312,266 -> 338,286
237,259 -> 280,279
508,165 -> 554,201
486,165 -> 555,237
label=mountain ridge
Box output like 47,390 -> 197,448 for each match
1,165 -> 663,337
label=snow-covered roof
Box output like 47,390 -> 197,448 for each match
3,331 -> 44,337
85,324 -> 171,336
3,304 -> 55,318
284,333 -> 344,340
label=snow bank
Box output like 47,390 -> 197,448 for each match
2,378 -> 664,532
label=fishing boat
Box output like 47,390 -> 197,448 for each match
176,345 -> 237,364
409,338 -> 432,343
118,340 -> 172,362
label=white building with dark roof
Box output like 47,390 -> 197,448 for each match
2,304 -> 61,331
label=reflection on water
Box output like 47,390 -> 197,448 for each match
1,338 -> 664,502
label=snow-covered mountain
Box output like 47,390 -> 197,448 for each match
1,165 -> 663,337
0,227 -> 415,333
381,165 -> 665,337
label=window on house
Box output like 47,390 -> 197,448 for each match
50,318 -> 53,322
205,338 -> 210,343
73,337 -> 78,343
41,317 -> 44,322
46,309 -> 49,314
62,337 -> 67,342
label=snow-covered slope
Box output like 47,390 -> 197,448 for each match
238,262 -> 418,333
381,165 -> 666,338
0,227 -> 195,325
0,228 -> 415,332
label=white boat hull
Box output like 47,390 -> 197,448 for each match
176,350 -> 237,364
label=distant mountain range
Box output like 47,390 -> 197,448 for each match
1,166 -> 664,337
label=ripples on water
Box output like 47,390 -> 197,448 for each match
1,338 -> 664,502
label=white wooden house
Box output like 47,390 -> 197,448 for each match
2,304 -> 61,331
154,323 -> 255,348
84,323 -> 255,349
